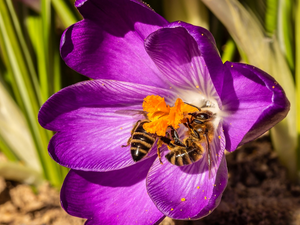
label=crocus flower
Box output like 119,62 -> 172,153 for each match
38,0 -> 290,224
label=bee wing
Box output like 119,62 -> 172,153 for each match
203,133 -> 215,180
114,109 -> 148,119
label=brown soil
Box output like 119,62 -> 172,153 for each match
0,179 -> 84,225
1,135 -> 299,225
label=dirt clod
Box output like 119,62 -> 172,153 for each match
0,180 -> 84,225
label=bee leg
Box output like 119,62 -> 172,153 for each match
156,135 -> 174,164
203,132 -> 212,178
165,131 -> 171,139
170,127 -> 186,147
157,138 -> 164,164
121,120 -> 141,147
184,118 -> 194,131
184,118 -> 200,139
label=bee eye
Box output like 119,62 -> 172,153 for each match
199,113 -> 210,120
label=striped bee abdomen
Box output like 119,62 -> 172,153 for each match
165,144 -> 203,166
130,121 -> 156,162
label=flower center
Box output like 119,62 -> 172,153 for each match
142,95 -> 199,136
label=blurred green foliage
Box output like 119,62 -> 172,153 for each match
0,0 -> 83,187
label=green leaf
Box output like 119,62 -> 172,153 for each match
0,82 -> 41,171
0,136 -> 19,162
221,38 -> 236,63
265,0 -> 278,35
278,0 -> 294,72
51,0 -> 78,28
163,0 -> 209,29
0,1 -> 62,186
6,0 -> 42,104
0,161 -> 43,185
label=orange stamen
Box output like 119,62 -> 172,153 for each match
143,119 -> 169,136
142,95 -> 170,121
142,95 -> 199,135
168,98 -> 186,129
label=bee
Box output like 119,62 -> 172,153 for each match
165,108 -> 216,170
122,119 -> 157,162
164,128 -> 204,166
119,105 -> 216,170
119,110 -> 168,163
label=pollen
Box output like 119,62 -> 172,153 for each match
181,198 -> 186,201
205,196 -> 207,199
231,64 -> 233,67
218,135 -> 221,139
142,95 -> 199,136
197,186 -> 200,189
171,208 -> 174,211
272,86 -> 275,88
196,85 -> 199,88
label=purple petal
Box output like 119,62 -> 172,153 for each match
167,21 -> 225,97
191,155 -> 228,219
61,0 -> 169,88
47,114 -> 143,171
144,26 -> 221,105
61,156 -> 164,225
39,79 -> 176,131
38,79 -> 177,171
221,62 -> 290,152
146,124 -> 225,219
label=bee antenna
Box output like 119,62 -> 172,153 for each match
184,102 -> 201,111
